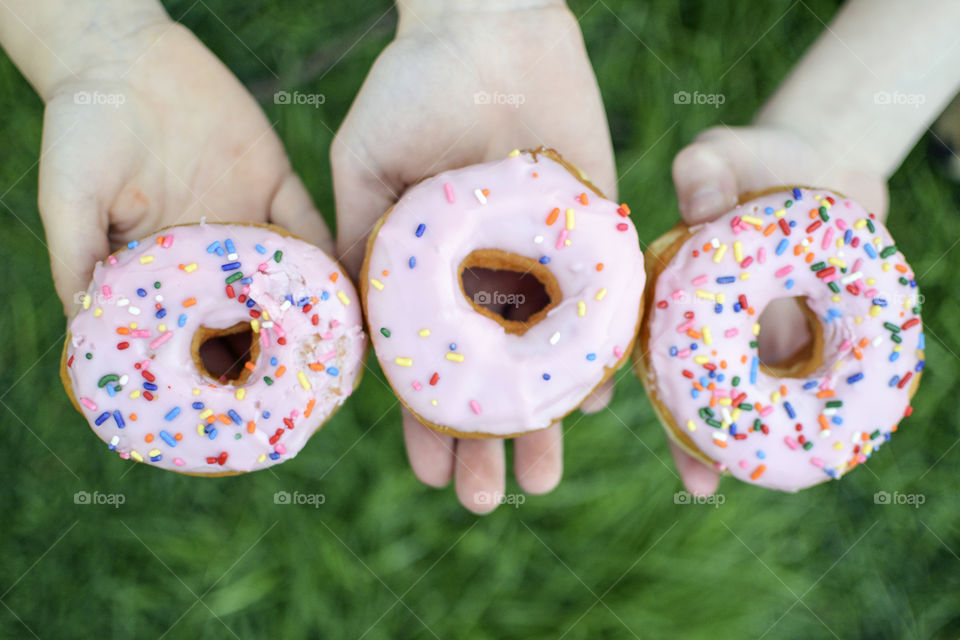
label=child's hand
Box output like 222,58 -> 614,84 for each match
331,1 -> 614,513
35,21 -> 328,315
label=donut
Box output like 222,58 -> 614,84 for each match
361,148 -> 645,438
61,223 -> 366,476
637,187 -> 923,491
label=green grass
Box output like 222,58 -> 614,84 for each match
2,1 -> 960,638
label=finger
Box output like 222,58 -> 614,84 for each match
671,141 -> 739,225
454,436 -> 506,515
269,172 -> 333,254
668,440 -> 720,496
513,423 -> 562,495
330,134 -> 397,278
402,408 -> 454,488
579,378 -> 614,414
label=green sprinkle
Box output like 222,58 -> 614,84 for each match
828,282 -> 840,293
749,341 -> 759,348
699,407 -> 714,419
380,327 -> 391,338
154,281 -> 161,289
732,376 -> 741,387
870,429 -> 881,439
739,403 -> 754,411
867,219 -> 875,233
802,441 -> 814,451
880,245 -> 897,259
706,419 -> 722,428
884,322 -> 901,333
811,262 -> 826,271
235,433 -> 241,440
225,272 -> 243,284
264,376 -> 274,386
274,250 -> 283,263
899,277 -> 909,286
818,206 -> 829,221
785,200 -> 793,208
85,353 -> 93,360
97,374 -> 119,388
753,419 -> 762,431
891,334 -> 903,344
826,400 -> 843,408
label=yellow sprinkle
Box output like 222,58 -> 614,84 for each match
197,423 -> 206,436
686,419 -> 696,432
199,409 -> 213,420
827,257 -> 846,268
774,209 -> 786,218
139,255 -> 154,264
158,324 -> 166,332
192,388 -> 200,396
693,355 -> 709,365
564,238 -> 571,246
446,352 -> 465,363
833,441 -> 843,450
508,148 -> 520,158
713,244 -> 727,263
771,391 -> 781,404
129,322 -> 138,329
739,273 -> 750,280
702,326 -> 712,346
94,307 -> 103,317
370,278 -> 384,290
869,305 -> 882,317
716,293 -> 725,304
854,219 -> 868,229
577,301 -> 586,317
866,277 -> 876,285
831,295 -> 841,303
733,241 -> 743,263
741,215 -> 763,225
893,345 -> 902,352
834,360 -> 843,371
130,451 -> 143,462
882,262 -> 891,272
419,329 -> 431,337
250,319 -> 260,333
184,262 -> 198,273
262,310 -> 271,320
752,323 -> 760,336
731,408 -> 741,421
82,294 -> 91,310
149,448 -> 161,458
718,398 -> 732,407
395,357 -> 413,367
836,238 -> 844,248
565,208 -> 575,230
297,371 -> 311,390
336,291 -> 351,306
431,399 -> 438,406
595,288 -> 607,301
258,454 -> 267,463
235,388 -> 246,401
129,390 -> 141,399
696,290 -> 715,301
863,443 -> 874,456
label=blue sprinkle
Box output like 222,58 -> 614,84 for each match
178,313 -> 187,327
240,277 -> 253,285
916,360 -> 925,372
828,308 -> 842,319
847,373 -> 864,384
225,239 -> 236,254
449,343 -> 457,351
542,373 -> 551,380
690,343 -> 698,351
113,410 -> 125,429
792,188 -> 802,200
106,385 -> 117,397
764,207 -> 774,215
221,261 -> 241,271
788,220 -> 797,227
733,302 -> 742,312
784,402 -> 796,419
708,369 -> 716,379
327,367 -> 340,376
872,298 -> 888,307
889,375 -> 900,387
826,469 -> 837,478
159,431 -> 177,447
889,352 -> 900,362
717,374 -> 725,383
298,297 -> 309,306
415,223 -> 426,237
843,229 -> 853,245
716,276 -> 735,284
714,303 -> 723,313
215,247 -> 225,257
750,357 -> 759,384
775,239 -> 789,256
669,346 -> 678,356
803,380 -> 818,390
699,377 -> 709,388
285,294 -> 294,304
408,256 -> 416,269
269,452 -> 280,460
255,244 -> 267,254
155,308 -> 166,319
729,423 -> 738,436
785,279 -> 795,290
136,288 -> 147,297
865,243 -> 877,259
192,402 -> 204,410
262,411 -> 271,419
208,428 -> 218,440
164,407 -> 180,421
909,279 -> 917,288
919,333 -> 925,350
227,410 -> 242,425
143,382 -> 158,391
95,412 -> 110,426
127,240 -> 139,249
245,299 -> 255,308
690,389 -> 699,399
321,291 -> 330,301
586,353 -> 597,361
832,416 -> 843,425
206,241 -> 221,254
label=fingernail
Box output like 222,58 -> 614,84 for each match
685,187 -> 729,221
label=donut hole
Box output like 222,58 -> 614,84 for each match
458,249 -> 562,335
192,322 -> 259,385
756,296 -> 820,377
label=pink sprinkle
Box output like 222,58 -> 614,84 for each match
740,256 -> 754,269
671,289 -> 686,300
730,216 -> 741,229
757,248 -> 766,264
80,397 -> 97,411
412,381 -> 422,391
118,452 -> 130,459
555,229 -> 569,250
138,360 -> 152,369
677,318 -> 695,333
130,329 -> 151,338
330,319 -> 340,329
469,400 -> 482,415
273,324 -> 286,339
760,405 -> 774,417
864,288 -> 878,297
844,201 -> 852,208
322,331 -> 334,340
258,262 -> 268,272
320,350 -> 337,362
839,339 -> 851,351
275,444 -> 287,455
822,227 -> 834,250
108,255 -> 118,265
821,272 -> 838,284
677,348 -> 691,359
738,460 -> 749,469
260,329 -> 270,348
613,346 -> 624,358
173,458 -> 185,467
712,388 -> 729,398
784,436 -> 799,450
162,235 -> 173,248
148,331 -> 173,349
691,274 -> 708,286
810,457 -> 825,468
291,410 -> 300,418
820,376 -> 832,391
775,265 -> 793,278
835,219 -> 848,231
852,258 -> 863,273
102,285 -> 112,300
724,328 -> 739,338
444,183 -> 455,203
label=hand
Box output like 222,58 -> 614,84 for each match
38,20 -> 329,315
331,1 -> 615,513
668,124 -> 887,495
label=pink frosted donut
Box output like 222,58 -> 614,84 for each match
361,148 -> 645,437
639,188 -> 923,491
61,223 -> 366,475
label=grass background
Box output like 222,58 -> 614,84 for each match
2,0 -> 960,638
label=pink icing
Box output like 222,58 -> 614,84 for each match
66,224 -> 366,474
364,150 -> 645,436
645,189 -> 923,491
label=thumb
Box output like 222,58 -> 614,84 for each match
269,171 -> 333,254
672,140 -> 739,225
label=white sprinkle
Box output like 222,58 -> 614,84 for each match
118,374 -> 129,386
117,298 -> 130,308
549,331 -> 560,345
710,238 -> 720,249
474,189 -> 487,204
154,294 -> 164,302
872,336 -> 884,347
533,235 -> 544,244
110,436 -> 120,446
228,253 -> 238,260
840,271 -> 862,284
128,306 -> 141,315
280,299 -> 292,311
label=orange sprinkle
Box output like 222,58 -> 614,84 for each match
275,366 -> 287,378
818,415 -> 829,430
853,347 -> 863,360
702,242 -> 713,251
579,192 -> 589,205
754,402 -> 764,412
816,390 -> 835,399
247,421 -> 256,434
763,224 -> 776,236
714,439 -> 729,449
780,385 -> 788,397
532,172 -> 539,178
805,253 -> 815,264
175,433 -> 183,441
693,382 -> 704,391
156,235 -> 165,245
182,297 -> 197,307
720,360 -> 727,369
686,329 -> 701,339
206,416 -> 216,424
710,396 -> 717,408
482,188 -> 490,197
546,208 -> 560,225
329,272 -> 339,283
308,363 -> 325,371
145,433 -> 154,443
750,464 -> 767,480
861,433 -> 870,442
858,338 -> 869,348
895,264 -> 908,273
129,414 -> 137,421
793,244 -> 803,256
117,327 -> 131,335
305,398 -> 316,418
808,209 -> 817,218
244,361 -> 256,370
740,355 -> 748,364
218,414 -> 231,425
746,307 -> 755,315
596,263 -> 604,271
